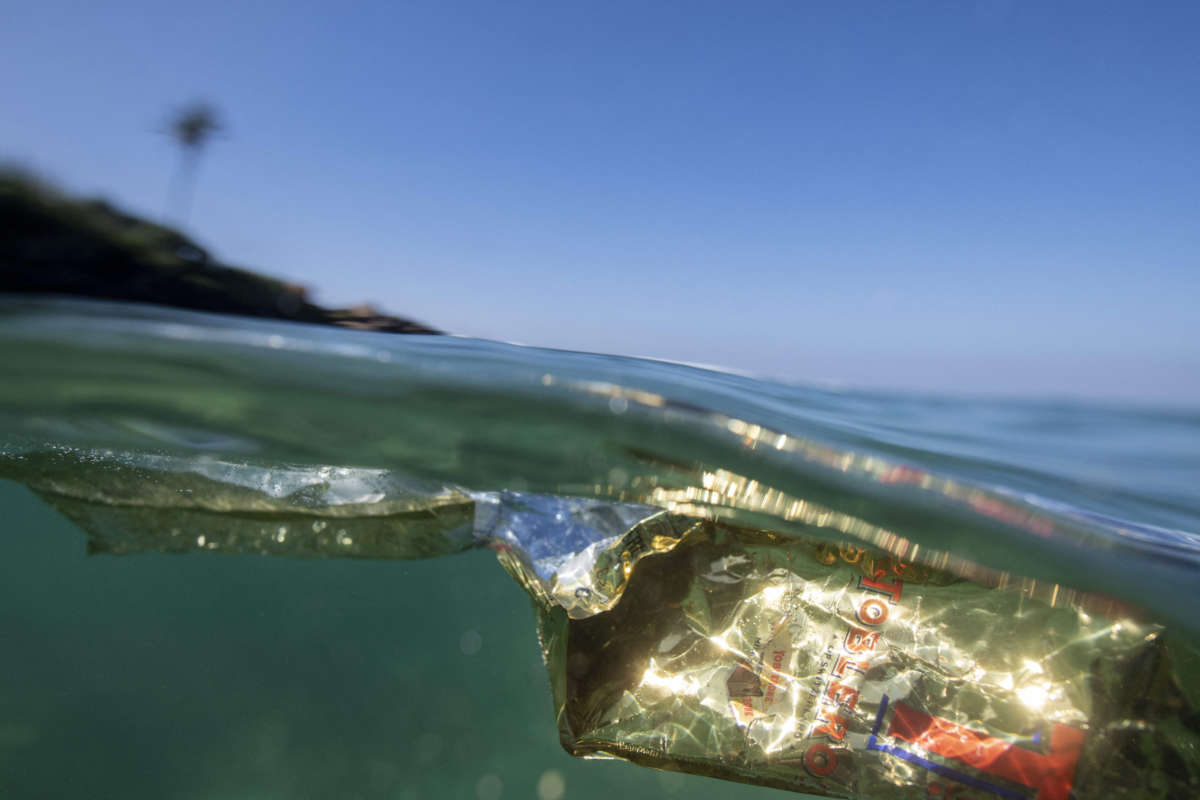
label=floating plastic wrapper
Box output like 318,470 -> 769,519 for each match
492,511 -> 1200,800
5,451 -> 1200,800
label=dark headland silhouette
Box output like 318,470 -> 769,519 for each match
1,169 -> 440,334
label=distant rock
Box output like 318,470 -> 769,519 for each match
0,169 -> 441,334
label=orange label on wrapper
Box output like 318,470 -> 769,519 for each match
726,660 -> 766,725
869,698 -> 1083,800
725,628 -> 795,726
541,519 -> 1182,799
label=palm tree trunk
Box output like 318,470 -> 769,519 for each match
164,147 -> 203,227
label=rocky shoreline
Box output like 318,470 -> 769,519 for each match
0,170 -> 440,334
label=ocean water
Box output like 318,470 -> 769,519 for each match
1,296 -> 1199,800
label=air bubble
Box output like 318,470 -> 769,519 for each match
537,770 -> 565,800
476,773 -> 503,800
460,629 -> 483,656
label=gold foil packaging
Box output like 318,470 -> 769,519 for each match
8,448 -> 1197,798
500,512 -> 1199,799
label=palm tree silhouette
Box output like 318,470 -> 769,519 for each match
164,102 -> 223,226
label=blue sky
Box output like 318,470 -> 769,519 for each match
3,1 -> 1198,403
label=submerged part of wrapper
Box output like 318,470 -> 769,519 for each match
3,448 -> 1124,621
2,450 -> 659,565
7,448 -> 1200,797
504,513 -> 1200,800
4,449 -> 479,559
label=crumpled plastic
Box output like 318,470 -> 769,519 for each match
499,512 -> 1200,800
7,450 -> 1199,799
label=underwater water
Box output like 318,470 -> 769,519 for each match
0,480 -> 794,800
1,296 -> 1198,799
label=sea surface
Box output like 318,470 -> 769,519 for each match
1,296 -> 1198,800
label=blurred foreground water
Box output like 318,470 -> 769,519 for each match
1,297 -> 1198,799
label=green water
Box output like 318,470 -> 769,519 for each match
2,297 -> 1199,799
0,481 -> 802,799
